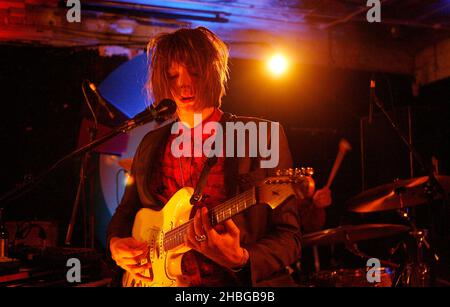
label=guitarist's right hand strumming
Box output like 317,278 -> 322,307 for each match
110,237 -> 153,282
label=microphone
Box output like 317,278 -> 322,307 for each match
129,99 -> 176,125
369,76 -> 376,124
87,81 -> 115,120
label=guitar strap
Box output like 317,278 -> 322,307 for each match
189,112 -> 234,205
190,156 -> 218,205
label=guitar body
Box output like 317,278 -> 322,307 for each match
122,187 -> 194,287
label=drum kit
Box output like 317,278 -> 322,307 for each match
301,175 -> 450,287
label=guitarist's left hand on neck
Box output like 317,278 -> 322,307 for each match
185,207 -> 249,270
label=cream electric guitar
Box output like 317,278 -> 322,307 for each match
122,168 -> 315,287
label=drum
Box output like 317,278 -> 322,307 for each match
309,267 -> 394,287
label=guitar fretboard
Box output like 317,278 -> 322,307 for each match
163,187 -> 256,251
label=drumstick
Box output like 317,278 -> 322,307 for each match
325,138 -> 352,189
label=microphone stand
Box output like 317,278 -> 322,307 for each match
65,122 -> 98,247
64,109 -> 166,246
0,103 -> 175,246
372,94 -> 446,286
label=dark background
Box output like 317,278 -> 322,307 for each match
1,45 -> 449,276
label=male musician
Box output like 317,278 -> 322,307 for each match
107,27 -> 331,286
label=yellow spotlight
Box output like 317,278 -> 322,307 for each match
267,54 -> 288,77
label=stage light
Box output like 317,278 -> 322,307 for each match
267,54 -> 288,77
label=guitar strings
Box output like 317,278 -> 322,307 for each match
163,190 -> 253,248
163,189 -> 255,250
163,181 -> 291,250
164,186 -> 290,250
163,179 -> 299,250
166,188 -> 253,237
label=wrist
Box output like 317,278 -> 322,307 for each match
231,248 -> 249,271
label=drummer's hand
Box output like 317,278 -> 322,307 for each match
313,187 -> 332,208
110,237 -> 153,282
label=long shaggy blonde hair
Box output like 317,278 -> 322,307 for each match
146,27 -> 229,109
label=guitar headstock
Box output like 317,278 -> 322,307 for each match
259,168 -> 315,209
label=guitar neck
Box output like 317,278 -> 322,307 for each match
210,187 -> 256,226
163,187 -> 256,251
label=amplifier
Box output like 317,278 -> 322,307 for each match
6,221 -> 58,248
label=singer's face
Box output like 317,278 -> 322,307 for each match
168,62 -> 200,112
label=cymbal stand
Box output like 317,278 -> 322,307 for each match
392,204 -> 439,287
371,92 -> 446,286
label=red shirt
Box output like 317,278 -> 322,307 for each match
153,108 -> 227,208
151,109 -> 239,286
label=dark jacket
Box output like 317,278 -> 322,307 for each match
107,112 -> 305,286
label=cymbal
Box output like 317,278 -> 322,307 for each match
302,224 -> 409,247
347,175 -> 450,213
118,158 -> 133,171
